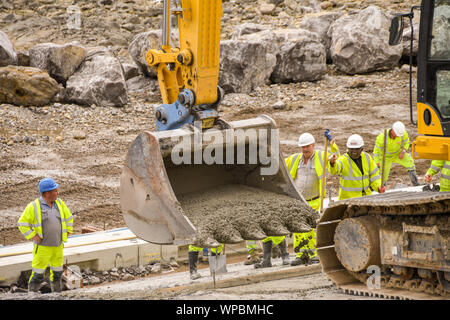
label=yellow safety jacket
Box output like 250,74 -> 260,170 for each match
373,129 -> 410,163
330,152 -> 381,200
18,198 -> 73,243
285,142 -> 339,200
426,160 -> 450,192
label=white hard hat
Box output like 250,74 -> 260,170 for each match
298,133 -> 315,147
392,121 -> 405,136
346,134 -> 364,148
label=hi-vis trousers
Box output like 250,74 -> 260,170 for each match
29,243 -> 64,283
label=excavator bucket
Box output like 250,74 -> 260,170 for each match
120,115 -> 317,247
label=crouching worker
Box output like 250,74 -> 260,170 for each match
17,178 -> 73,293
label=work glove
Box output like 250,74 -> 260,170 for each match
324,129 -> 333,141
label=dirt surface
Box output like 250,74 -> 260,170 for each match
0,0 -> 428,248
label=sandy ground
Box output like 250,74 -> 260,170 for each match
0,254 -> 381,300
0,0 -> 427,246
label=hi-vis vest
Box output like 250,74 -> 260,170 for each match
330,152 -> 381,200
18,198 -> 73,243
285,143 -> 339,199
373,129 -> 410,163
426,160 -> 450,192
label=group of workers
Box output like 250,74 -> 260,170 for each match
243,121 -> 449,269
16,122 -> 450,292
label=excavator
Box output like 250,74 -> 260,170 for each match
317,0 -> 450,299
120,0 -> 449,299
119,0 -> 316,249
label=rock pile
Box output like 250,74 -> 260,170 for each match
0,2 -> 417,108
1,259 -> 181,294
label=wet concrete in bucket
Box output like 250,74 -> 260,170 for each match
178,184 -> 318,246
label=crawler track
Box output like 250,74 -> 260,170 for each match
317,191 -> 450,300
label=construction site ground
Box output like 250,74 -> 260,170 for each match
0,0 -> 433,301
0,65 -> 432,301
0,67 -> 430,247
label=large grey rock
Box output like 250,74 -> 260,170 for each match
401,24 -> 419,57
0,31 -> 18,67
430,4 -> 450,60
219,39 -> 276,93
0,66 -> 61,106
29,42 -> 86,84
328,6 -> 403,74
63,49 -> 129,107
270,29 -> 327,83
299,12 -> 342,59
240,29 -> 326,83
128,30 -> 177,78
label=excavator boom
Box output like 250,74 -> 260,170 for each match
120,1 -> 316,247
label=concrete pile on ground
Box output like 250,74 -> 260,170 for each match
179,185 -> 317,247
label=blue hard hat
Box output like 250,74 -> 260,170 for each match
38,178 -> 59,193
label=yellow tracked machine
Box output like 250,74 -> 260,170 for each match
317,0 -> 450,299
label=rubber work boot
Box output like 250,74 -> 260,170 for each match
50,271 -> 63,293
279,239 -> 290,265
28,273 -> 44,293
254,241 -> 272,269
188,251 -> 201,280
244,249 -> 261,265
271,244 -> 281,259
408,170 -> 420,186
290,257 -> 304,266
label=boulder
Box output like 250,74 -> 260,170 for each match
219,39 -> 276,93
328,6 -> 403,74
0,31 -> 18,67
271,29 -> 327,83
63,49 -> 129,107
0,66 -> 61,106
16,50 -> 30,67
231,23 -> 269,40
401,25 -> 419,58
29,42 -> 86,84
122,61 -> 141,81
299,12 -> 342,59
259,2 -> 276,15
128,30 -> 177,78
240,29 -> 326,83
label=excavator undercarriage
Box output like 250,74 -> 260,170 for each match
317,191 -> 450,299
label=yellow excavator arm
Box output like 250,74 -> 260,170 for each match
146,0 -> 222,106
